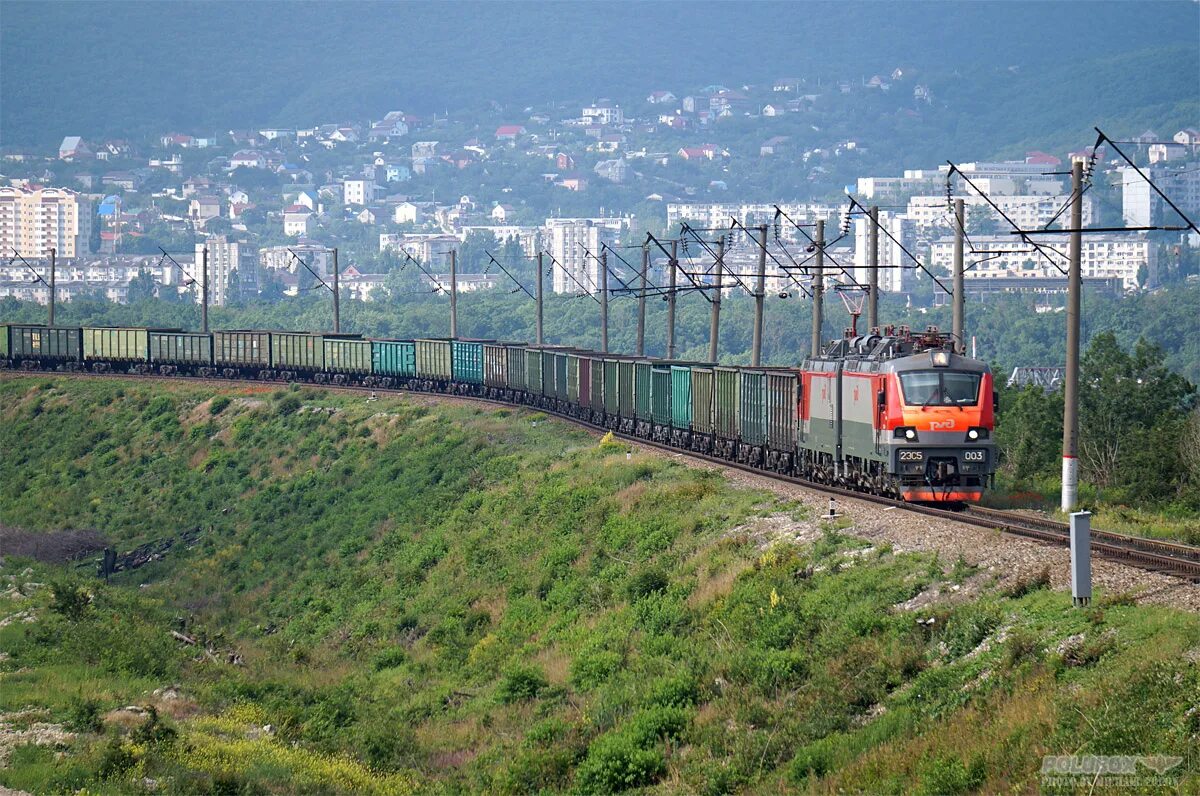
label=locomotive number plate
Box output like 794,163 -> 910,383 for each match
899,450 -> 923,461
963,450 -> 985,462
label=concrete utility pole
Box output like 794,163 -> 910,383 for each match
48,248 -> 56,327
666,240 -> 678,359
708,236 -> 724,363
535,251 -> 545,345
201,246 -> 209,333
811,220 -> 825,358
449,249 -> 458,338
751,225 -> 768,366
599,249 -> 609,352
952,199 -> 965,353
332,247 -> 340,333
636,244 -> 648,356
868,205 -> 879,331
1062,160 -> 1084,512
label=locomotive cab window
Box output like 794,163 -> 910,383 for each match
899,371 -> 981,406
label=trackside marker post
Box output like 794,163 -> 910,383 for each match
1070,511 -> 1092,607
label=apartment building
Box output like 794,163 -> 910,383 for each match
929,234 -> 1155,291
0,186 -> 81,258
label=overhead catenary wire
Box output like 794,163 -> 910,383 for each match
543,250 -> 601,303
1096,126 -> 1199,235
7,246 -> 49,286
845,195 -> 952,295
727,217 -> 813,298
946,161 -> 1068,275
772,204 -> 866,289
483,250 -> 535,299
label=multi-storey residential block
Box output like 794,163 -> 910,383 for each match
929,234 -> 1155,291
853,212 -> 916,294
544,218 -> 624,294
1120,165 -> 1200,226
0,187 -> 81,258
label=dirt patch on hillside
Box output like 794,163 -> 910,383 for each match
0,527 -> 106,563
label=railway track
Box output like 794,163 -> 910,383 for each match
7,369 -> 1200,584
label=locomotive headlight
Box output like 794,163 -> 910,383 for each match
967,428 -> 979,440
965,426 -> 989,441
906,428 -> 917,440
931,350 -> 951,367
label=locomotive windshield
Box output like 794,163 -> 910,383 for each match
899,371 -> 981,406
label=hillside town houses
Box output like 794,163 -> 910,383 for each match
3,76 -> 1197,308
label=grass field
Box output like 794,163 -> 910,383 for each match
1,375 -> 1198,794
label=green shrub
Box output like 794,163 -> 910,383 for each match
626,705 -> 689,747
48,580 -> 90,621
571,648 -> 622,690
788,734 -> 842,783
914,754 -> 984,795
497,664 -> 548,703
372,647 -> 408,671
942,603 -> 1001,658
645,673 -> 699,708
275,394 -> 301,416
209,395 -> 232,415
626,567 -> 668,601
575,733 -> 665,794
63,695 -> 103,733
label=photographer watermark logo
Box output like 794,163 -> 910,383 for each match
1040,755 -> 1183,788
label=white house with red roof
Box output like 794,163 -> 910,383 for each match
646,90 -> 677,104
495,125 -> 526,141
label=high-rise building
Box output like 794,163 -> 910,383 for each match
0,186 -> 81,258
544,219 -> 622,294
196,236 -> 255,306
853,212 -> 916,294
1120,166 -> 1200,226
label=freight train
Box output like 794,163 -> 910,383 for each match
0,322 -> 997,502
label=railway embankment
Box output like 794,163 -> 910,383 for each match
1,375 -> 1198,794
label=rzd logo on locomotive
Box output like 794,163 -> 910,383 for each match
928,419 -> 956,430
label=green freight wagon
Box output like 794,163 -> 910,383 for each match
149,331 -> 213,365
566,352 -> 582,404
325,337 -> 372,374
602,358 -> 621,416
588,355 -> 605,413
372,340 -> 416,377
634,361 -> 653,423
0,325 -> 7,359
272,332 -> 340,371
739,370 -> 767,447
553,351 -> 569,402
670,364 -> 693,429
525,347 -> 544,397
451,339 -> 487,385
650,365 -> 672,427
214,331 -> 271,368
691,366 -> 715,437
7,325 -> 82,362
764,370 -> 799,453
416,339 -> 453,381
577,355 -> 592,410
83,326 -> 161,362
714,367 -> 740,441
505,345 -> 527,392
618,359 -> 636,419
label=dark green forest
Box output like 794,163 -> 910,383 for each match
3,1 -> 1197,160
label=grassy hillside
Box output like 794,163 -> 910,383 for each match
1,375 -> 1198,794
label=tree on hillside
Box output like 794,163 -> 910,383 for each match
1079,331 -> 1195,500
